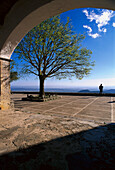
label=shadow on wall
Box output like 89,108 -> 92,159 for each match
0,60 -> 10,86
0,123 -> 115,170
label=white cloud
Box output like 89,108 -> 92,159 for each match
83,25 -> 92,32
83,9 -> 89,17
112,22 -> 115,27
88,33 -> 101,38
83,9 -> 114,33
103,28 -> 107,32
83,25 -> 100,38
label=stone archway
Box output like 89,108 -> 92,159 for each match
0,0 -> 115,109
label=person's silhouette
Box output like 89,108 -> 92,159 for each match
99,84 -> 103,94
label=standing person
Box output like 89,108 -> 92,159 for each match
99,84 -> 103,94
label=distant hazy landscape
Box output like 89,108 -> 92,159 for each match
11,86 -> 115,93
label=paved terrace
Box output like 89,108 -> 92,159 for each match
12,94 -> 115,123
0,94 -> 115,169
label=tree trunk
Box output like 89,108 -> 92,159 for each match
39,76 -> 45,98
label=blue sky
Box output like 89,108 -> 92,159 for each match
11,8 -> 115,89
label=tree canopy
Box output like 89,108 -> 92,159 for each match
12,15 -> 94,97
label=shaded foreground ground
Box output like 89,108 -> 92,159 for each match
0,94 -> 115,169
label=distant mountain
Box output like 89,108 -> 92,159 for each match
105,89 -> 115,93
79,89 -> 115,94
79,89 -> 91,93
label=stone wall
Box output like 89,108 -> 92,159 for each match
0,58 -> 11,110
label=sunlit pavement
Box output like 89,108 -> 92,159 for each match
13,94 -> 115,123
0,94 -> 115,169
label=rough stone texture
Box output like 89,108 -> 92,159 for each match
0,59 -> 11,110
0,94 -> 115,169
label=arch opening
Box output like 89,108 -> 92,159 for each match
10,7 -> 115,125
0,0 -> 115,111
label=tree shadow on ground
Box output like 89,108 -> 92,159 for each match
0,123 -> 115,170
